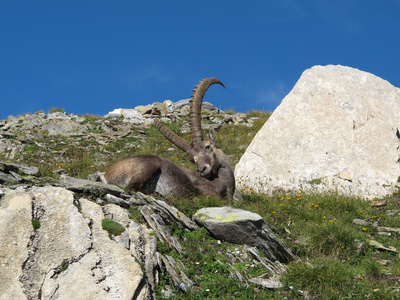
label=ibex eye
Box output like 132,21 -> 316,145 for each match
205,145 -> 211,150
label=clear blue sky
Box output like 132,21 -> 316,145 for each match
1,1 -> 399,120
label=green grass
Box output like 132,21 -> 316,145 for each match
2,109 -> 400,299
162,192 -> 400,299
32,219 -> 41,230
101,219 -> 125,237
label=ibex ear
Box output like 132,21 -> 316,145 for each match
208,128 -> 216,145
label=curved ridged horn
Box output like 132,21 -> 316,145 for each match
154,118 -> 191,152
189,78 -> 225,142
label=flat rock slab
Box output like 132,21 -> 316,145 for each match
193,207 -> 293,263
0,171 -> 19,184
0,161 -> 40,176
59,175 -> 128,198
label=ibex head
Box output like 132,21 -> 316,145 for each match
154,78 -> 226,179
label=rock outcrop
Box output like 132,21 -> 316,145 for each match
235,65 -> 400,199
0,186 -> 151,299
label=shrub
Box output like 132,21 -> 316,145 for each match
48,107 -> 65,114
32,219 -> 41,230
102,219 -> 125,236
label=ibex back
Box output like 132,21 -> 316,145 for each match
98,78 -> 235,198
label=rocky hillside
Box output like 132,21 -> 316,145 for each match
1,101 -> 280,300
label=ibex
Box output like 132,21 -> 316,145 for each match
98,78 -> 235,198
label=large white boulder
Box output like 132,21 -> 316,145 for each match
235,65 -> 400,199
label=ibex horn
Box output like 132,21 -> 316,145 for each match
189,78 -> 225,142
153,118 -> 191,152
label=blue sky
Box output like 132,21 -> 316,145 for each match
1,1 -> 399,119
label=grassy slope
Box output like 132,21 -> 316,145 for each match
2,110 -> 400,299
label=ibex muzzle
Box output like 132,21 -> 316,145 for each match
98,78 -> 235,198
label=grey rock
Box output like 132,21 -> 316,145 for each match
353,219 -> 370,226
41,118 -> 88,136
377,226 -> 400,234
5,112 -> 89,137
0,139 -> 13,154
171,99 -> 190,111
248,275 -> 283,289
178,105 -> 190,116
105,193 -> 132,208
160,254 -> 194,292
1,131 -> 16,138
172,99 -> 223,113
141,205 -> 184,255
387,210 -> 400,216
134,192 -> 199,231
180,122 -> 221,134
247,247 -> 286,276
193,207 -> 293,263
9,171 -> 23,182
59,175 -> 127,198
0,141 -> 24,159
153,198 -> 199,231
228,262 -> 248,285
368,239 -> 398,253
161,286 -> 175,298
0,171 -> 19,184
0,161 -> 40,175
